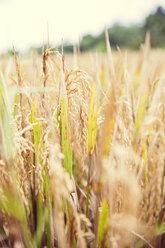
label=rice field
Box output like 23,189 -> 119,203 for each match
0,33 -> 165,248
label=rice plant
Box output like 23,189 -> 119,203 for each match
0,33 -> 164,248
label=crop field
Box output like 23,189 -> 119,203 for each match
0,33 -> 165,248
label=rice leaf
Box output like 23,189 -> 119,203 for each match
87,84 -> 97,155
98,198 -> 108,246
141,142 -> 148,186
32,195 -> 45,248
30,100 -> 44,157
0,187 -> 26,221
135,93 -> 146,139
60,96 -> 72,177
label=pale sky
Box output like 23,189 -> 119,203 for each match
0,0 -> 165,52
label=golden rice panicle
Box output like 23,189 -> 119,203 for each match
139,127 -> 165,226
102,144 -> 141,247
112,100 -> 134,148
0,159 -> 9,187
137,74 -> 165,225
41,49 -> 92,169
14,127 -> 33,207
65,69 -> 92,168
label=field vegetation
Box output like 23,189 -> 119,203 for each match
0,31 -> 165,248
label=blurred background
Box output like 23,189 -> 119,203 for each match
1,0 -> 165,54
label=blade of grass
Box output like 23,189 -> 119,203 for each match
98,198 -> 108,247
59,49 -> 72,177
87,84 -> 97,155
